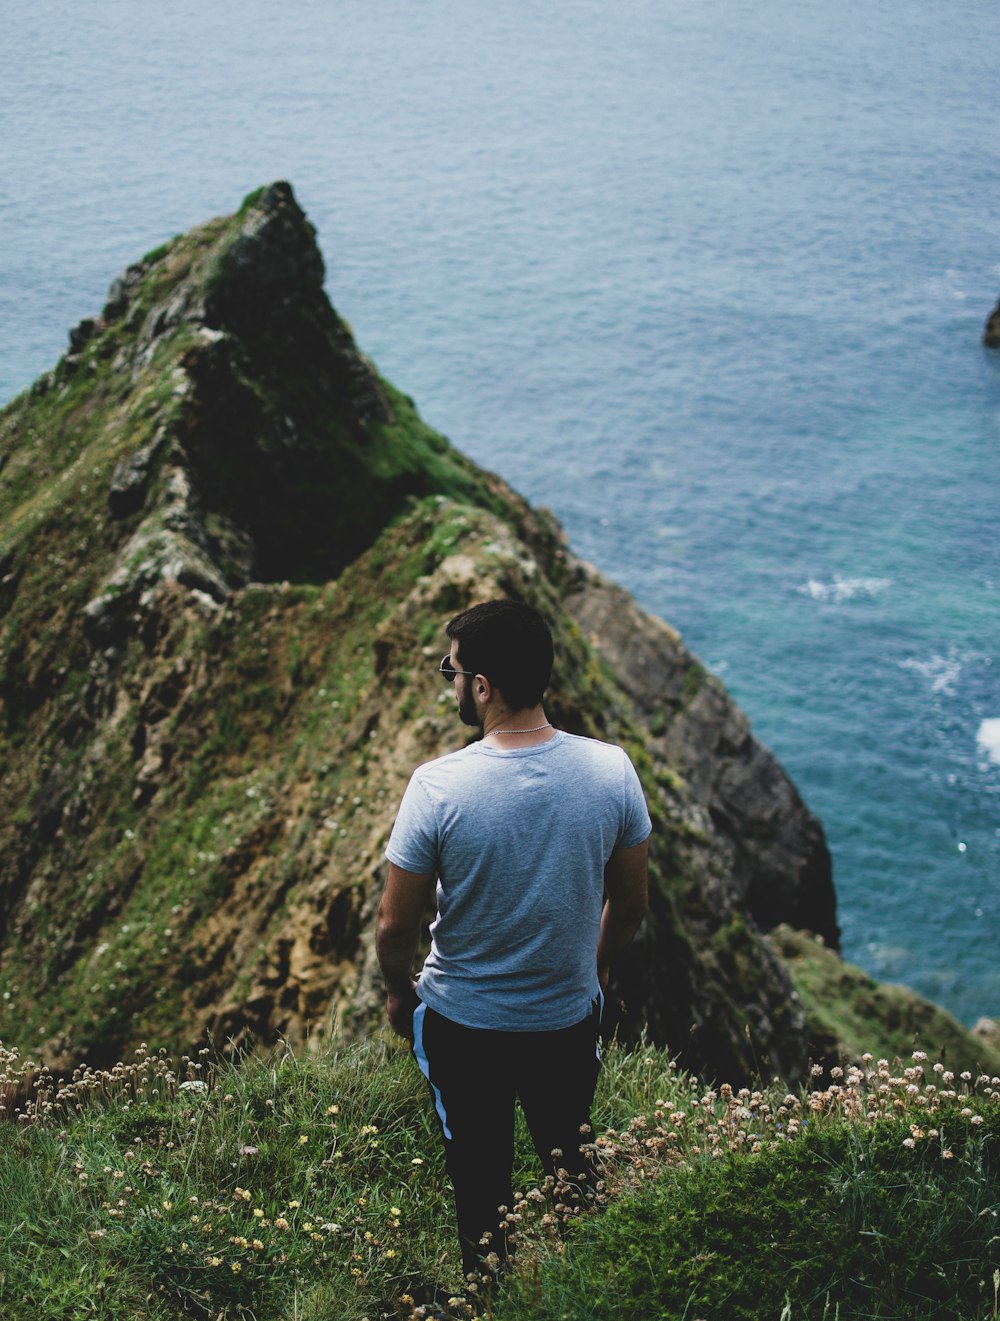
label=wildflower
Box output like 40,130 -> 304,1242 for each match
274,1218 -> 289,1230
208,1257 -> 222,1268
180,1080 -> 208,1094
162,1200 -> 172,1211
971,1114 -> 984,1126
411,1157 -> 424,1166
288,1200 -> 301,1209
239,1145 -> 259,1156
231,1262 -> 242,1274
902,1137 -> 915,1148
253,1208 -> 265,1219
299,1135 -> 309,1145
234,1187 -> 252,1202
252,1239 -> 265,1251
385,1248 -> 397,1259
327,1104 -> 340,1115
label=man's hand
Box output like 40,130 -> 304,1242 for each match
386,979 -> 420,1041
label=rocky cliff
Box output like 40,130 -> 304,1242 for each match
2,184 -> 992,1085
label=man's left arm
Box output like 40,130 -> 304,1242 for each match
376,862 -> 436,1039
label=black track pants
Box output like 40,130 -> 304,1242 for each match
412,998 -> 602,1277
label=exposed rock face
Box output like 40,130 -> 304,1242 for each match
0,182 -> 850,1084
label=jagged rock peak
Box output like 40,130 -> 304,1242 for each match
98,181 -> 326,346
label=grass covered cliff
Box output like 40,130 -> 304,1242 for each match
0,182 -> 995,1087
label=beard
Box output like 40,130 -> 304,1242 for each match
458,685 -> 481,728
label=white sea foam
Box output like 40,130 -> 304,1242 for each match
898,650 -> 964,696
976,719 -> 1000,766
797,576 -> 892,605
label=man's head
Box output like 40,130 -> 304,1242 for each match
445,599 -> 554,717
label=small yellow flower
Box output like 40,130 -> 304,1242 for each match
288,1200 -> 301,1209
252,1239 -> 265,1251
208,1257 -> 222,1268
274,1217 -> 289,1230
326,1104 -> 340,1115
231,1262 -> 242,1274
299,1134 -> 309,1145
390,1206 -> 401,1216
234,1187 -> 251,1202
385,1248 -> 397,1259
162,1200 -> 172,1211
411,1157 -> 424,1166
253,1208 -> 265,1219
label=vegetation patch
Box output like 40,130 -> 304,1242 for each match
0,1041 -> 997,1321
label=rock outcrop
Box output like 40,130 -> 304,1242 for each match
3,183 -> 982,1086
984,297 -> 1000,348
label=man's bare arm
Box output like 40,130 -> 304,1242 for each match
376,862 -> 436,1038
597,838 -> 649,991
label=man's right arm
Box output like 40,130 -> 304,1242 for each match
596,838 -> 649,990
376,862 -> 436,1039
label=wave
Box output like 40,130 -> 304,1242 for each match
898,650 -> 964,696
977,718 -> 1000,766
797,576 -> 892,605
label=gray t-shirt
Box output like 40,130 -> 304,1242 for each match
384,729 -> 652,1030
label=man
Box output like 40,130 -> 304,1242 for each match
376,599 -> 650,1279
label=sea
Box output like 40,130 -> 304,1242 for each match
2,0 -> 999,1026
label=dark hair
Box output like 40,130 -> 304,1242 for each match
445,599 -> 553,712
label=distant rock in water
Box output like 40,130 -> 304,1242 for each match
1,183 -> 994,1085
985,297 -> 1000,347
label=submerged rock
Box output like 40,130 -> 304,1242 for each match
985,297 -> 1000,348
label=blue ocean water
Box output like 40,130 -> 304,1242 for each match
3,1 -> 999,1023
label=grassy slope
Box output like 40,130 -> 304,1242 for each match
771,926 -> 1000,1078
1,1037 -> 997,1321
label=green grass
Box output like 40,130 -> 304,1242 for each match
1,1040 -> 997,1321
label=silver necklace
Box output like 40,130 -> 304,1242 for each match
489,722 -> 552,735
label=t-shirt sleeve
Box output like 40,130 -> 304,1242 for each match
384,773 -> 439,873
619,752 -> 653,848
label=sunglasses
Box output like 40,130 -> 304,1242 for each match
439,655 -> 478,682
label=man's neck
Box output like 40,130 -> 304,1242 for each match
481,705 -> 554,746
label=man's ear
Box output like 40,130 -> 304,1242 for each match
475,674 -> 491,703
